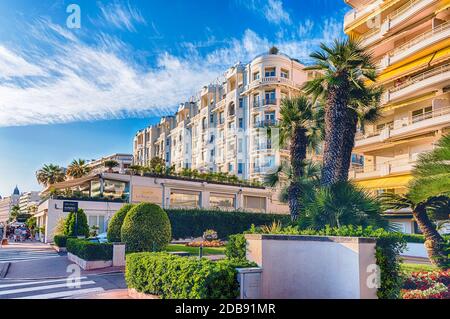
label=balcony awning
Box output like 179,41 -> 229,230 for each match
436,2 -> 450,14
378,46 -> 450,83
355,174 -> 413,190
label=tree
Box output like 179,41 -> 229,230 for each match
9,205 -> 20,222
298,181 -> 387,231
275,96 -> 324,220
36,164 -> 65,186
66,159 -> 91,179
304,38 -> 379,186
103,160 -> 119,173
380,134 -> 450,268
63,209 -> 89,237
149,157 -> 166,174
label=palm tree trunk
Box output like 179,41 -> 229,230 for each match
321,79 -> 350,186
336,111 -> 358,182
288,127 -> 307,220
413,202 -> 448,268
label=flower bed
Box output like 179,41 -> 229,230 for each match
402,270 -> 450,299
186,240 -> 225,247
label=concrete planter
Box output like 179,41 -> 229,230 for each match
245,234 -> 378,299
67,252 -> 112,270
127,288 -> 160,299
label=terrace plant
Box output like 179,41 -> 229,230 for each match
36,164 -> 65,187
103,160 -> 119,172
66,159 -> 91,179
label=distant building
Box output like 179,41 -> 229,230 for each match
19,191 -> 41,214
86,153 -> 133,175
0,186 -> 20,223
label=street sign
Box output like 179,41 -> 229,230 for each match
63,201 -> 78,213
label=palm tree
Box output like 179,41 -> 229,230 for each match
380,134 -> 450,268
304,38 -> 379,186
103,160 -> 119,173
36,164 -> 65,187
274,96 -> 323,220
66,159 -> 91,179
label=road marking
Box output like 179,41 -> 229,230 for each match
0,280 -> 96,296
14,287 -> 105,299
0,277 -> 87,289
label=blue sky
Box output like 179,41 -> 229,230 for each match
0,0 -> 349,196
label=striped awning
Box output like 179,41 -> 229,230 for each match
355,174 -> 413,189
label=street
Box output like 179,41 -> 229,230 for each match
0,241 -> 126,299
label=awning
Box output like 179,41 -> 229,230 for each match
382,92 -> 437,111
41,175 -> 100,193
436,2 -> 450,14
377,46 -> 450,83
355,174 -> 413,189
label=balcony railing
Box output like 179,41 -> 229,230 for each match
350,159 -> 416,174
410,105 -> 450,125
389,21 -> 450,57
390,63 -> 450,93
386,0 -> 422,21
344,0 -> 383,25
254,119 -> 278,128
253,98 -> 278,108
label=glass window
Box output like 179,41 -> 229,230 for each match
239,98 -> 243,108
253,71 -> 260,81
103,179 -> 129,201
412,106 -> 432,123
210,193 -> 235,209
280,69 -> 289,79
265,67 -> 276,77
238,163 -> 243,174
239,118 -> 243,128
244,196 -> 266,212
170,191 -> 200,209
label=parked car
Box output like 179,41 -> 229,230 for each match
89,232 -> 108,243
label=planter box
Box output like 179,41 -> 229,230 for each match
245,234 -> 378,299
127,288 -> 160,299
67,252 -> 112,270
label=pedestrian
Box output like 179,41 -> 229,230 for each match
14,227 -> 21,242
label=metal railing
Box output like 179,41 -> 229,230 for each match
390,63 -> 450,93
253,98 -> 278,108
410,105 -> 450,124
389,21 -> 450,57
386,0 -> 423,21
351,159 -> 416,174
344,0 -> 383,25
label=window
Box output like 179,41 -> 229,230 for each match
238,163 -> 243,174
239,98 -> 243,108
253,94 -> 260,107
253,71 -> 260,81
202,117 -> 207,129
219,112 -> 225,124
170,190 -> 200,208
238,118 -> 243,128
412,106 -> 432,123
238,139 -> 243,152
228,163 -> 234,172
280,69 -> 289,79
210,193 -> 235,209
210,149 -> 215,157
376,121 -> 393,132
210,114 -> 214,124
265,67 -> 276,77
264,90 -> 276,104
244,196 -> 266,212
88,215 -> 106,234
166,138 -> 170,146
102,179 -> 129,200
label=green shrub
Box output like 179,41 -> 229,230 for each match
121,203 -> 172,252
107,204 -> 134,242
166,209 -> 291,239
125,252 -> 255,299
225,234 -> 247,260
401,233 -> 450,243
53,235 -> 69,248
66,238 -> 113,261
63,209 -> 90,237
242,225 -> 406,299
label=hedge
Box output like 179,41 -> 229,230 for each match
125,252 -> 255,299
231,225 -> 407,299
401,233 -> 450,243
166,209 -> 291,240
66,238 -> 113,261
53,235 -> 70,248
121,203 -> 172,252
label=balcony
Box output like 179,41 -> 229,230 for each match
386,64 -> 450,103
344,0 -> 384,28
253,98 -> 279,109
379,21 -> 450,70
354,105 -> 450,150
349,159 -> 416,180
254,119 -> 278,128
244,76 -> 301,92
385,0 -> 435,32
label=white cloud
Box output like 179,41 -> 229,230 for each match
264,0 -> 291,25
0,17 -> 343,127
98,1 -> 147,32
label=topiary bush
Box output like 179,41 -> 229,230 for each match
107,204 -> 134,242
63,209 -> 90,238
121,203 -> 172,252
125,252 -> 255,299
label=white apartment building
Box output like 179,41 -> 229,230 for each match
0,186 -> 20,223
134,50 -> 316,181
19,191 -> 41,214
86,153 -> 133,175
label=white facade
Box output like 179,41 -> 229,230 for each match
0,193 -> 20,223
19,191 -> 41,214
86,153 -> 133,175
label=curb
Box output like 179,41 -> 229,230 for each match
0,263 -> 10,278
0,270 -> 124,281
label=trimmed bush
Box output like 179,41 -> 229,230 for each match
166,209 -> 291,239
63,209 -> 90,238
121,203 -> 172,252
240,225 -> 406,299
107,204 -> 134,242
225,234 -> 247,260
401,233 -> 450,243
66,238 -> 113,261
125,252 -> 255,299
53,235 -> 69,248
